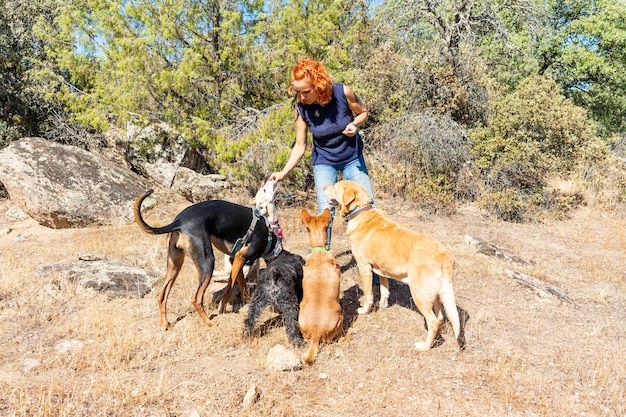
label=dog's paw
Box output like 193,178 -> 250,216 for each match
242,321 -> 255,338
414,341 -> 431,352
290,336 -> 305,348
357,305 -> 371,315
378,299 -> 389,309
292,339 -> 305,348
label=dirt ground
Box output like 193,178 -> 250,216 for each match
0,190 -> 625,416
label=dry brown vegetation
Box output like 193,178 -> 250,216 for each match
1,189 -> 625,417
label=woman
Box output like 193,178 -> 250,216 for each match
271,58 -> 376,248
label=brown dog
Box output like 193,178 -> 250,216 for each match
325,180 -> 461,351
298,208 -> 344,364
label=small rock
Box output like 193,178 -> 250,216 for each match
22,358 -> 40,372
0,298 -> 19,309
5,205 -> 28,221
36,260 -> 159,299
265,344 -> 302,371
242,383 -> 260,408
77,253 -> 107,261
54,339 -> 84,354
39,282 -> 65,301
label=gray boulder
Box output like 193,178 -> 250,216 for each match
171,167 -> 230,202
36,257 -> 160,299
142,161 -> 231,203
0,137 -> 153,228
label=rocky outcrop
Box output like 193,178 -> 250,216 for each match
121,121 -> 209,174
118,122 -> 234,202
0,137 -> 154,228
171,167 -> 230,202
0,135 -> 237,227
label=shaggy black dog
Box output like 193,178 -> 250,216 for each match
244,249 -> 305,347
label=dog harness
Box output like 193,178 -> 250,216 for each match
229,207 -> 283,261
263,220 -> 284,261
263,238 -> 283,261
229,207 -> 263,260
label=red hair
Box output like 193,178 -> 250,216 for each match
289,58 -> 333,105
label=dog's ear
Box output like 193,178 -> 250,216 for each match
343,188 -> 357,207
301,208 -> 311,223
321,207 -> 332,222
267,202 -> 275,219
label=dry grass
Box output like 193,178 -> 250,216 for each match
1,192 -> 625,417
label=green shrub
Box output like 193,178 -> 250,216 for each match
478,189 -> 530,222
0,121 -> 21,150
369,158 -> 456,214
210,102 -> 312,192
366,112 -> 470,213
574,136 -> 626,210
471,75 -> 598,221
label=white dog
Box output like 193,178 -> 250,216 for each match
216,178 -> 280,282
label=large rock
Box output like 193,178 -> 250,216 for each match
120,121 -> 211,176
0,137 -> 153,228
143,162 -> 231,203
172,167 -> 230,202
117,122 -> 232,202
36,257 -> 160,299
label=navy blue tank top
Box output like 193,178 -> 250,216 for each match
298,83 -> 363,165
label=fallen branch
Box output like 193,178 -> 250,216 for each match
464,235 -> 532,266
505,269 -> 573,303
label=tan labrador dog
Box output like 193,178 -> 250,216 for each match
325,180 -> 461,351
299,208 -> 344,364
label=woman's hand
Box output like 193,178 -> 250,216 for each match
270,171 -> 286,183
342,122 -> 358,137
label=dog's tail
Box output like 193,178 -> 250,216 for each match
440,258 -> 461,345
304,337 -> 321,365
134,190 -> 180,235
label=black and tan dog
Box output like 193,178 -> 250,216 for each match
134,181 -> 281,330
325,180 -> 461,351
